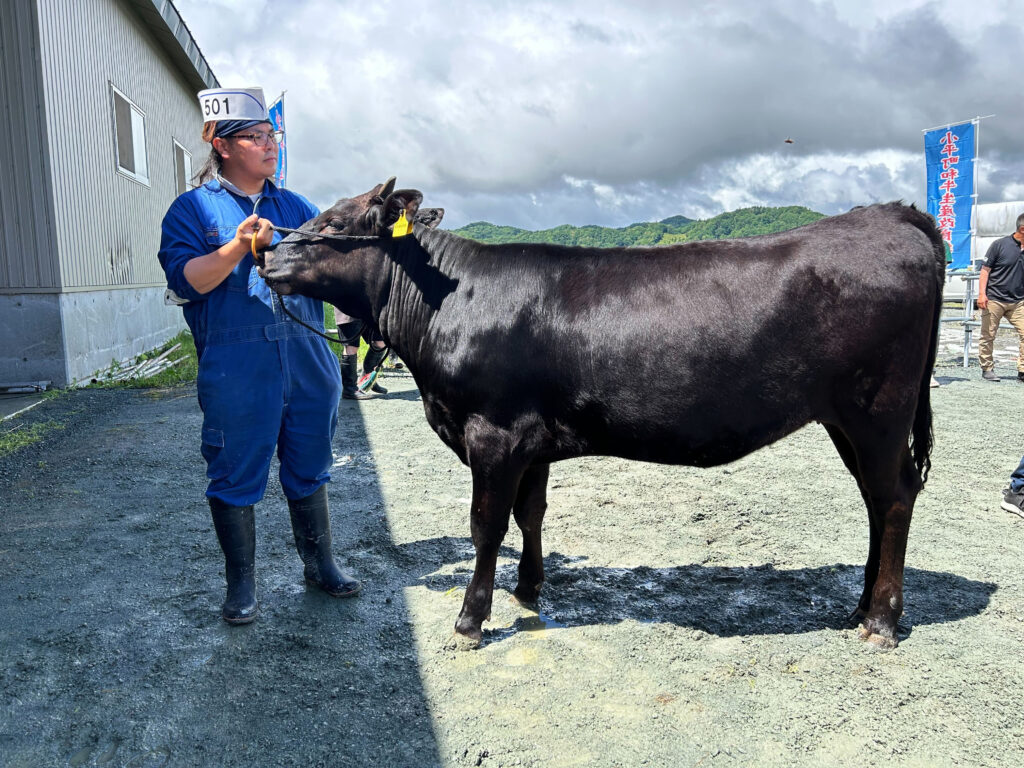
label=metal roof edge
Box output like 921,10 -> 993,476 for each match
124,0 -> 219,91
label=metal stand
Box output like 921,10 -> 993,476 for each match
941,269 -> 979,368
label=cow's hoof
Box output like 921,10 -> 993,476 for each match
451,616 -> 483,649
858,624 -> 898,650
444,631 -> 482,651
512,585 -> 541,606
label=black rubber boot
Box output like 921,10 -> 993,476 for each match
362,346 -> 388,394
209,498 -> 259,624
340,353 -> 373,400
288,486 -> 361,598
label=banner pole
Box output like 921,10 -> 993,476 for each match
971,117 -> 979,268
964,115 -> 992,270
921,114 -> 994,134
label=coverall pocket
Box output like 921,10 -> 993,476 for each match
201,426 -> 225,447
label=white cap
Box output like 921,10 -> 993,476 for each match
197,87 -> 268,122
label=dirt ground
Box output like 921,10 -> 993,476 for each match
2,344 -> 1024,768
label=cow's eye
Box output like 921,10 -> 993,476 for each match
322,219 -> 344,232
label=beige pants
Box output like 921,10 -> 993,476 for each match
979,298 -> 1024,372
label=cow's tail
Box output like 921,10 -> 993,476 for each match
911,286 -> 940,487
906,203 -> 946,487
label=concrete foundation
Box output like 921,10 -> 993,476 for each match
0,287 -> 186,387
0,294 -> 66,386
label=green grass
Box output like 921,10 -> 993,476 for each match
0,420 -> 64,458
1,306 -> 361,455
90,305 -> 361,390
89,330 -> 198,389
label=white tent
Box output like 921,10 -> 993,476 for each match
940,201 -> 1024,366
974,201 -> 1024,266
944,201 -> 1024,299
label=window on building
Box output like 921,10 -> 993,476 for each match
111,85 -> 149,184
173,141 -> 193,196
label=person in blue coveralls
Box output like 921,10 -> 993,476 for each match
158,86 -> 360,625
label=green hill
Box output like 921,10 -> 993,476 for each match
452,206 -> 824,246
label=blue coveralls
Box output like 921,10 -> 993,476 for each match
158,178 -> 342,507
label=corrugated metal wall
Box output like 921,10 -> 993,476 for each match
0,0 -> 60,291
36,0 -> 208,291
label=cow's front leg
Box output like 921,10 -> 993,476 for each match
454,456 -> 523,645
512,463 -> 549,605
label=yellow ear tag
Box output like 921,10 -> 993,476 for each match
392,210 -> 410,238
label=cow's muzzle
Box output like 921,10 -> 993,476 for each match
251,239 -> 277,268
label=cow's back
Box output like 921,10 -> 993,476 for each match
409,203 -> 943,466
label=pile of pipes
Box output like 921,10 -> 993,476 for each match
99,343 -> 185,382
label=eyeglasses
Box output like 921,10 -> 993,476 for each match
230,130 -> 284,147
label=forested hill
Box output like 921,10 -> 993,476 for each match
452,205 -> 825,246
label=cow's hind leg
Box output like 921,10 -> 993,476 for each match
857,450 -> 919,648
512,463 -> 550,605
824,424 -> 879,622
453,426 -> 527,646
834,422 -> 921,649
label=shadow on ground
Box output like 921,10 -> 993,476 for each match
0,387 -> 442,768
405,538 -> 995,646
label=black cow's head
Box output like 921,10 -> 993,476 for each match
258,177 -> 444,301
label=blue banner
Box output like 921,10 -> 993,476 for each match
925,121 -> 975,268
269,96 -> 287,188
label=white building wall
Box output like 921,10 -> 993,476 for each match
0,0 -> 215,385
0,0 -> 60,292
37,0 -> 208,291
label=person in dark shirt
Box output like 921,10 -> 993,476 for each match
977,212 -> 1024,382
333,307 -> 389,400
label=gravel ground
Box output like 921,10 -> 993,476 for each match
2,343 -> 1024,768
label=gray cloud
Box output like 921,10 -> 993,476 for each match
176,0 -> 1024,227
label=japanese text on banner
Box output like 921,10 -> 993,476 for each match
925,121 -> 975,268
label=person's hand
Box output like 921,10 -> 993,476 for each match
234,215 -> 274,252
253,218 -> 274,251
978,294 -> 988,310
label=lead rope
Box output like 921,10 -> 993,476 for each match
246,198 -> 345,345
249,221 -> 393,391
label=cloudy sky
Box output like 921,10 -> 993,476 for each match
175,0 -> 1024,230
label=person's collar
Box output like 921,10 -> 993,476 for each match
1013,232 -> 1024,248
214,173 -> 279,199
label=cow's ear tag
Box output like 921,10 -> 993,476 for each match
392,210 -> 411,238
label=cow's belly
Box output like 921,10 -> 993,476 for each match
556,398 -> 814,467
421,383 -> 815,470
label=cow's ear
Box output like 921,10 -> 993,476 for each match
414,207 -> 444,229
371,176 -> 397,203
382,189 -> 424,228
